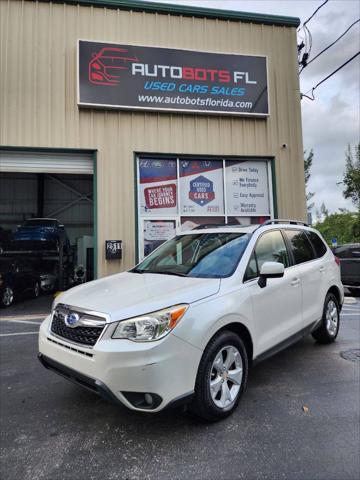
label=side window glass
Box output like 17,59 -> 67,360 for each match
244,251 -> 258,281
255,230 -> 290,271
306,231 -> 327,258
350,246 -> 360,258
285,230 -> 315,264
333,246 -> 347,258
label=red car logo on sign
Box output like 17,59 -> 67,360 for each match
88,47 -> 138,86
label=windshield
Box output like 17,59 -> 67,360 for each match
23,219 -> 57,227
132,232 -> 251,278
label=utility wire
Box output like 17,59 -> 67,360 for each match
298,0 -> 329,31
297,1 -> 328,67
300,18 -> 360,73
301,51 -> 360,100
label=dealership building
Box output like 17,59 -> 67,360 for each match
0,0 -> 306,284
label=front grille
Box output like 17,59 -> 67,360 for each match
51,305 -> 105,347
47,337 -> 94,357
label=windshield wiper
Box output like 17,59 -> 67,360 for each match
143,269 -> 188,277
158,271 -> 188,277
131,267 -> 188,277
131,267 -> 145,274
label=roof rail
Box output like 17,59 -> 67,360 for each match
191,222 -> 249,230
192,223 -> 228,230
261,219 -> 309,227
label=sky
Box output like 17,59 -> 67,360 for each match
148,0 -> 360,214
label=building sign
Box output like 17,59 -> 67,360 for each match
139,159 -> 178,215
78,40 -> 268,116
225,160 -> 270,215
189,176 -> 215,206
144,184 -> 176,210
105,240 -> 122,260
180,160 -> 224,215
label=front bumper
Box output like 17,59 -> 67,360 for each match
38,315 -> 202,412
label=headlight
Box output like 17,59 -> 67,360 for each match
112,304 -> 189,342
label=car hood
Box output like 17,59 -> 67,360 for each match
55,272 -> 220,322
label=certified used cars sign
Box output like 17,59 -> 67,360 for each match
78,40 -> 269,116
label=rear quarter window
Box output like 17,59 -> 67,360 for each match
284,230 -> 315,264
306,231 -> 328,258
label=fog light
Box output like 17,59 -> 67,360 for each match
122,391 -> 162,410
144,393 -> 153,405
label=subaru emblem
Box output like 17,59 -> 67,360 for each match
65,312 -> 80,328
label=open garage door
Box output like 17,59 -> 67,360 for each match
0,150 -> 95,308
0,151 -> 93,174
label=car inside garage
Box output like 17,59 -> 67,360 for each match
0,150 -> 95,308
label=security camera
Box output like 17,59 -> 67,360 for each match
281,143 -> 288,149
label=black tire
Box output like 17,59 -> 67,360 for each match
312,293 -> 340,344
349,288 -> 360,298
1,286 -> 15,308
189,330 -> 249,422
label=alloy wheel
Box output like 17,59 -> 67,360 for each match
209,345 -> 243,410
2,287 -> 14,307
326,300 -> 338,336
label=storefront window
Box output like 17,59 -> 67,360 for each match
143,219 -> 177,257
180,216 -> 225,231
179,160 -> 224,215
225,160 -> 270,216
139,159 -> 178,215
137,157 -> 273,260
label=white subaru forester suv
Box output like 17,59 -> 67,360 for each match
38,220 -> 344,421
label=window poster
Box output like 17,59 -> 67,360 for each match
225,160 -> 270,216
139,159 -> 178,215
179,160 -> 224,215
143,220 -> 176,257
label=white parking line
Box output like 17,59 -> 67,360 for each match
0,332 -> 39,337
0,314 -> 47,321
344,298 -> 358,304
0,319 -> 42,326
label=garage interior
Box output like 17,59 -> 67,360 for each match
0,150 -> 94,306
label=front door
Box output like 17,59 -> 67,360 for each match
244,230 -> 303,355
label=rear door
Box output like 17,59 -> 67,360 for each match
283,229 -> 324,327
347,246 -> 360,285
244,229 -> 303,355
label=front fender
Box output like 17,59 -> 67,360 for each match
172,287 -> 255,355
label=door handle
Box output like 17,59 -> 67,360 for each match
290,278 -> 300,287
319,266 -> 325,273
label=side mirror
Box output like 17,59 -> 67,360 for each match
258,261 -> 284,288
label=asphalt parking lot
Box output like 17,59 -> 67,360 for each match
1,296 -> 359,480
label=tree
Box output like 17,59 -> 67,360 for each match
315,211 -> 360,245
304,149 -> 315,211
315,201 -> 329,223
343,143 -> 360,211
320,201 -> 329,218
